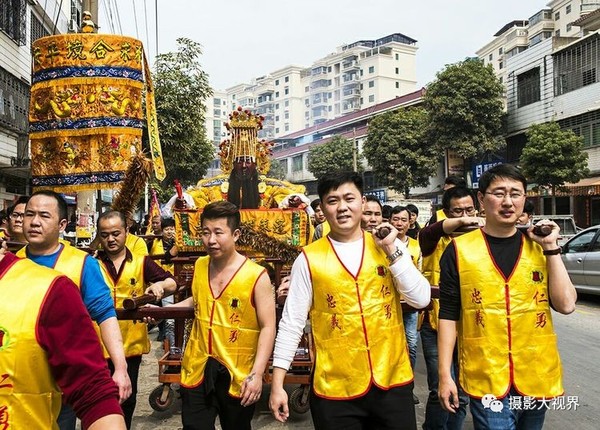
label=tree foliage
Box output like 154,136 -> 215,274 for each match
363,107 -> 437,197
152,37 -> 214,193
267,158 -> 287,180
520,121 -> 589,214
307,135 -> 361,180
424,58 -> 505,159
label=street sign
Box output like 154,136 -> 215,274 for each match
365,188 -> 387,202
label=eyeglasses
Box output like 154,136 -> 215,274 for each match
449,207 -> 477,216
485,191 -> 525,200
9,212 -> 24,220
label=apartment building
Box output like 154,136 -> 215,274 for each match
219,33 -> 418,140
478,0 -> 600,225
1,0 -> 78,207
203,89 -> 228,177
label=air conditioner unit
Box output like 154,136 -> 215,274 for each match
68,19 -> 78,33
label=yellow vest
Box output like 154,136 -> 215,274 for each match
0,258 -> 63,428
305,234 -> 413,399
436,208 -> 447,222
150,239 -> 174,274
421,235 -> 451,331
455,229 -> 563,398
97,253 -> 150,358
322,220 -> 330,237
126,233 -> 149,256
406,236 -> 421,270
17,244 -> 87,288
180,257 -> 265,397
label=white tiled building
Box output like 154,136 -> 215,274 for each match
477,0 -> 600,224
0,0 -> 78,207
212,33 -> 418,141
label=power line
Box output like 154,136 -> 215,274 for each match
132,0 -> 140,39
112,0 -> 123,35
143,0 -> 151,58
52,0 -> 64,35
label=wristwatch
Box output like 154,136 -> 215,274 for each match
387,247 -> 403,263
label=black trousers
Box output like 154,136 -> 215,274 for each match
181,358 -> 255,430
309,383 -> 417,430
108,355 -> 142,430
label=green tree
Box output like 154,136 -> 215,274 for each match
307,135 -> 360,180
520,121 -> 589,214
363,107 -> 437,198
152,37 -> 214,197
424,58 -> 505,161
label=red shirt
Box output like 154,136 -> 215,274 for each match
0,253 -> 123,427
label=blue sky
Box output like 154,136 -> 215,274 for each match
105,0 -> 549,90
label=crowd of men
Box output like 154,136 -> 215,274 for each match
1,163 -> 576,430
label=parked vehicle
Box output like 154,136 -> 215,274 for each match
561,225 -> 600,295
533,215 -> 581,246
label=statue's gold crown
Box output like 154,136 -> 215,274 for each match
225,107 -> 263,131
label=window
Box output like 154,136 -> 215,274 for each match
517,67 -> 541,107
305,86 -> 309,92
284,100 -> 289,107
499,47 -> 503,55
395,53 -> 399,60
275,103 -> 279,109
213,108 -> 221,116
368,95 -> 375,103
368,80 -> 375,88
30,12 -> 49,46
555,11 -> 560,20
368,66 -> 375,73
567,23 -> 572,32
275,115 -> 280,122
285,76 -> 289,83
285,123 -> 290,132
566,4 -> 571,14
275,79 -> 279,85
292,155 -> 303,172
555,29 -> 561,37
360,83 -> 363,90
489,53 -> 493,61
395,67 -> 399,74
499,62 -> 503,69
275,91 -> 279,98
0,0 -> 26,45
583,69 -> 597,86
395,82 -> 399,88
284,111 -> 289,119
360,69 -> 364,76
284,87 -> 289,95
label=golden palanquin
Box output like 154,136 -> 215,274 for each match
174,209 -> 311,260
29,34 -> 150,191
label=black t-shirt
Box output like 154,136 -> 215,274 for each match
438,230 -> 524,321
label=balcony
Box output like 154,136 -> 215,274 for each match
342,88 -> 360,99
581,1 -> 600,14
342,72 -> 359,83
342,60 -> 359,70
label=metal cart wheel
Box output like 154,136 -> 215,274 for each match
149,384 -> 175,412
289,385 -> 310,414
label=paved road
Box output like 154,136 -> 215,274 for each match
130,293 -> 600,429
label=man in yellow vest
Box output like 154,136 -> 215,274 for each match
427,175 -> 468,226
21,190 -> 132,430
418,186 -> 479,429
167,201 -> 275,430
269,171 -> 431,429
390,205 -> 423,404
438,164 -> 577,429
96,210 -> 177,429
0,244 -> 126,429
6,195 -> 29,244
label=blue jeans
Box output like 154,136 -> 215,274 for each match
403,311 -> 418,369
420,316 -> 468,430
469,386 -> 546,430
57,404 -> 77,430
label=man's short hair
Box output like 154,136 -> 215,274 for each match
390,205 -> 409,217
310,199 -> 321,211
405,203 -> 419,216
523,200 -> 535,216
478,164 -> 527,194
442,187 -> 474,211
445,175 -> 467,188
317,171 -> 363,201
30,190 -> 68,222
201,201 -> 241,232
7,196 -> 30,217
161,218 -> 176,229
97,210 -> 127,230
365,194 -> 382,209
381,204 -> 392,221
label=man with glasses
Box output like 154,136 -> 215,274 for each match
437,164 -> 577,430
418,186 -> 479,430
6,196 -> 29,243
